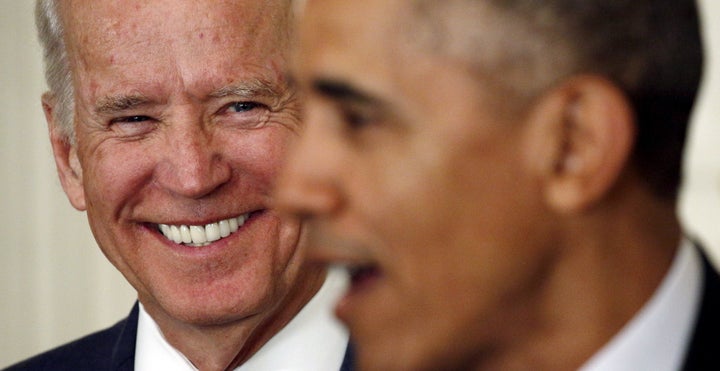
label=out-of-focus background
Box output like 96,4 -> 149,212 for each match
1,0 -> 719,367
1,2 -> 138,367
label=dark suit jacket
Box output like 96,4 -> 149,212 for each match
5,247 -> 718,371
681,249 -> 720,370
5,302 -> 355,371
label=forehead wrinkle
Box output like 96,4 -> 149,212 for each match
64,7 -> 266,69
63,0 -> 294,117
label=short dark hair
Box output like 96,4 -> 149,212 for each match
413,0 -> 704,200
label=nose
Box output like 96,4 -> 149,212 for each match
157,123 -> 232,199
275,119 -> 344,220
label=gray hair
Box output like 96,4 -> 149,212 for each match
35,0 -> 75,143
409,1 -> 576,103
411,0 -> 703,200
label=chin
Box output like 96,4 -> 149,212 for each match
173,301 -> 265,327
147,284 -> 272,326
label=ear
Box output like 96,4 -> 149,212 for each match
42,92 -> 87,211
525,76 -> 635,214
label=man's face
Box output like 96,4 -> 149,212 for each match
55,0 -> 323,328
280,0 -> 557,369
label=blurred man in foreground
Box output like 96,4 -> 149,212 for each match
278,0 -> 715,370
8,1 -> 352,370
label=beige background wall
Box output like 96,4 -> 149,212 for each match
1,0 -> 719,367
0,2 -> 138,367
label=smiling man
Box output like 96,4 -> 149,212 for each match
277,0 -> 717,370
7,1 -> 352,370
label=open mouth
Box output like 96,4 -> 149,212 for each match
334,261 -> 383,322
157,212 -> 252,247
347,263 -> 382,291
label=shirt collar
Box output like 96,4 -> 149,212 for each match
579,239 -> 703,371
135,268 -> 350,371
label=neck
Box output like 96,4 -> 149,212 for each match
472,184 -> 681,371
144,268 -> 326,371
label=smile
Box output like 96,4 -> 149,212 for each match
157,213 -> 250,247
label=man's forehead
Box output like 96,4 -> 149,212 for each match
60,0 -> 286,55
298,0 -> 408,75
297,0 -> 434,101
60,0 -> 290,77
303,0 -> 407,37
58,0 -> 292,107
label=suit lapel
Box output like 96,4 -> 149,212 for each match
340,342 -> 355,371
111,302 -> 140,371
681,246 -> 720,370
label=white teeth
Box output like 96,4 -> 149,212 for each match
158,214 -> 250,247
179,225 -> 192,244
205,223 -> 220,242
218,220 -> 230,238
190,225 -> 206,244
170,225 -> 182,244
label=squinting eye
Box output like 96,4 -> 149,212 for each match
228,102 -> 262,113
216,100 -> 271,130
109,115 -> 156,138
112,115 -> 151,123
346,112 -> 367,128
342,109 -> 374,130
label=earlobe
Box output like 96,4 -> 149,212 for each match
529,76 -> 635,214
43,93 -> 87,211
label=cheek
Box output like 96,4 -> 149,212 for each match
222,127 -> 304,262
223,127 -> 294,186
364,147 -> 461,249
364,138 -> 530,293
275,217 -> 308,278
79,142 -> 157,212
356,163 -> 462,311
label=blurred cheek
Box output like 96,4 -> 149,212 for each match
227,128 -> 295,186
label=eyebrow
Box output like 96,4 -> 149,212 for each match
209,79 -> 284,100
312,78 -> 383,107
94,78 -> 289,114
95,93 -> 152,115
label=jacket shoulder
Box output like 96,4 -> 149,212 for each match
4,305 -> 138,371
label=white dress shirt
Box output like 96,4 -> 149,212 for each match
579,239 -> 703,371
135,268 -> 350,371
